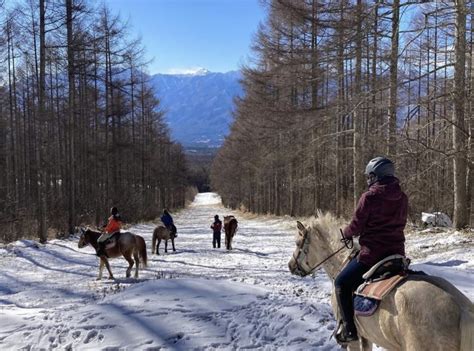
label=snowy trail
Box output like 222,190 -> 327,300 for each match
0,193 -> 472,350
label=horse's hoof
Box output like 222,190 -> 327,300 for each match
96,277 -> 102,281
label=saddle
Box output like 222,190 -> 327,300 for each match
353,255 -> 410,316
104,232 -> 120,249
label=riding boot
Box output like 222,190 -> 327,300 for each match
335,286 -> 359,343
96,242 -> 109,258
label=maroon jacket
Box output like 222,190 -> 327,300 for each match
343,177 -> 407,267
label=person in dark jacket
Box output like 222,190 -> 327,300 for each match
335,156 -> 408,344
161,209 -> 177,237
211,215 -> 222,248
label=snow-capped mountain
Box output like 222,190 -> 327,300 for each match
151,70 -> 242,147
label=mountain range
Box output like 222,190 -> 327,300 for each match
150,69 -> 242,147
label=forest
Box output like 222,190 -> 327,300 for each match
0,0 -> 189,243
211,0 -> 474,229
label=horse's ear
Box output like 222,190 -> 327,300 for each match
80,227 -> 86,234
296,221 -> 306,235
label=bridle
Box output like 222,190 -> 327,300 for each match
292,229 -> 353,277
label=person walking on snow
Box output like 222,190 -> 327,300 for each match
211,215 -> 222,248
97,206 -> 123,257
161,209 -> 177,237
334,157 -> 408,344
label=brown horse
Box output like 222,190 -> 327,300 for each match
78,228 -> 147,280
223,215 -> 238,250
152,226 -> 176,255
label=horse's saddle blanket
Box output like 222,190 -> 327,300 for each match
353,274 -> 407,317
356,274 -> 407,300
354,295 -> 379,317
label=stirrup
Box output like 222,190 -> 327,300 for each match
335,326 -> 358,344
96,247 -> 109,258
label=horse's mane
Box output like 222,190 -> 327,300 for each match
85,228 -> 101,236
307,211 -> 345,249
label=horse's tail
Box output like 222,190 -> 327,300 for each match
231,219 -> 238,236
137,235 -> 148,267
151,230 -> 157,255
460,305 -> 474,351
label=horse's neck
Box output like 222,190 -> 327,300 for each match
88,233 -> 100,249
309,229 -> 348,280
322,252 -> 347,280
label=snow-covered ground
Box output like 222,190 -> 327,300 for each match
0,193 -> 472,350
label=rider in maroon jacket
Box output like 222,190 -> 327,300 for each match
335,157 -> 408,344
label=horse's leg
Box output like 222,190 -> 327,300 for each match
156,239 -> 161,255
124,253 -> 134,278
347,340 -> 363,351
172,238 -> 176,252
97,258 -> 104,280
360,337 -> 372,351
103,258 -> 114,280
165,239 -> 168,253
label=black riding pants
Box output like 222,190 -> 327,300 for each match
334,257 -> 370,333
213,231 -> 221,248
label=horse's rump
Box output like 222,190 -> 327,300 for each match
153,226 -> 172,240
224,216 -> 238,237
223,216 -> 238,250
134,234 -> 148,267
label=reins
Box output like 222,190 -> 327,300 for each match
293,243 -> 347,276
293,228 -> 353,276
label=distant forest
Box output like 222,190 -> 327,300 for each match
0,0 -> 189,242
211,0 -> 474,228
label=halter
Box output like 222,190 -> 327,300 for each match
292,229 -> 349,277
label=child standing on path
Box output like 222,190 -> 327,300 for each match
211,215 -> 222,248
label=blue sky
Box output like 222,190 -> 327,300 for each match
105,0 -> 266,74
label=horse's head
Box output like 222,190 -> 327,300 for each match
78,227 -> 91,248
289,213 -> 359,279
288,221 -> 314,277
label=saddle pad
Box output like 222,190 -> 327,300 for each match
356,274 -> 407,300
354,295 -> 379,317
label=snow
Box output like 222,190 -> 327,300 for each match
166,67 -> 210,76
421,212 -> 453,227
0,193 -> 472,350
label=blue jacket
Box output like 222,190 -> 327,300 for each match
161,213 -> 174,227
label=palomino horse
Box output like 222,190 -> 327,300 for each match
223,215 -> 238,250
288,212 -> 474,351
78,229 -> 147,280
152,226 -> 176,255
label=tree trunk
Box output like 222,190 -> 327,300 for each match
387,0 -> 399,157
452,0 -> 468,228
36,0 -> 48,243
353,0 -> 364,208
66,0 -> 76,234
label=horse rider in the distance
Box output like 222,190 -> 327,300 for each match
96,206 -> 123,257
